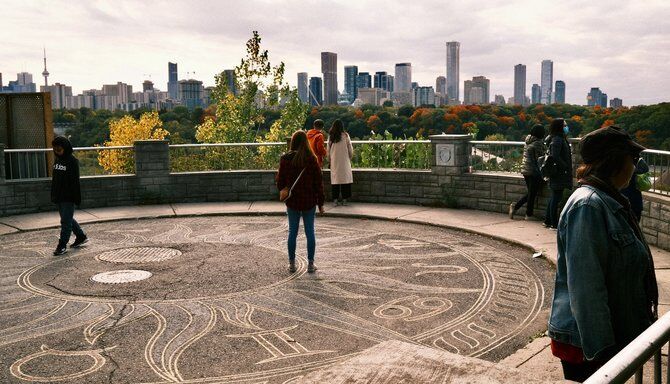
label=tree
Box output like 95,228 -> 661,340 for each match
98,112 -> 169,174
258,89 -> 309,167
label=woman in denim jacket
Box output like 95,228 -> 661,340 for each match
548,126 -> 658,382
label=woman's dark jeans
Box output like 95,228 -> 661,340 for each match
514,175 -> 543,216
545,188 -> 565,228
58,202 -> 85,244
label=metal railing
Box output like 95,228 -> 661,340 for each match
585,311 -> 670,384
642,149 -> 670,196
168,140 -> 432,172
4,146 -> 134,179
469,140 -> 525,173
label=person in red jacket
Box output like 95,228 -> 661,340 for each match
276,130 -> 325,273
307,119 -> 327,168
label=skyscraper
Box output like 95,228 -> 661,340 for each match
178,79 -> 204,110
374,71 -> 387,89
142,80 -> 154,92
168,62 -> 178,99
297,72 -> 309,103
40,83 -> 72,109
554,80 -> 566,104
344,65 -> 358,103
587,87 -> 604,107
513,64 -> 526,106
309,77 -> 322,106
394,63 -> 412,92
41,48 -> 49,87
531,84 -> 541,104
321,52 -> 337,105
610,98 -> 623,108
540,60 -> 553,104
435,76 -> 447,95
413,86 -> 436,107
463,76 -> 490,105
600,93 -> 608,108
356,72 -> 372,89
446,41 -> 460,104
222,69 -> 237,95
383,75 -> 394,92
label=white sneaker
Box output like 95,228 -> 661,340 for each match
508,203 -> 516,219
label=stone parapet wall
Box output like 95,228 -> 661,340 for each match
2,138 -> 670,251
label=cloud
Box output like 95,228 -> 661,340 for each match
0,0 -> 668,105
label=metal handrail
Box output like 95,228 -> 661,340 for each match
585,311 -> 670,384
471,140 -> 524,146
5,146 -> 133,153
170,142 -> 285,148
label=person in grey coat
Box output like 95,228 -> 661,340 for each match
510,124 -> 546,220
543,118 -> 573,229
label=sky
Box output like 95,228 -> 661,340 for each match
2,0 -> 669,106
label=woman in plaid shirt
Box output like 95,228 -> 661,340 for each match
276,130 -> 325,273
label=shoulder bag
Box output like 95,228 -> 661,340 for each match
279,168 -> 306,202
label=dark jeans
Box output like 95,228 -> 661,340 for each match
58,202 -> 85,244
545,188 -> 565,227
514,175 -> 543,216
560,360 -> 603,382
286,206 -> 316,263
332,184 -> 352,200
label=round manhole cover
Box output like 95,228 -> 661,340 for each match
90,270 -> 152,284
97,247 -> 182,263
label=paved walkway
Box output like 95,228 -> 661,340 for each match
1,201 -> 669,381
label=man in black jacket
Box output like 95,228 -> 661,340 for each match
51,136 -> 88,255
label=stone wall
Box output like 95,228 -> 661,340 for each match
1,138 -> 669,251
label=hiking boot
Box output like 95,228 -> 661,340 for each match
508,203 -> 516,219
307,263 -> 317,273
72,235 -> 89,248
53,243 -> 67,256
289,261 -> 296,273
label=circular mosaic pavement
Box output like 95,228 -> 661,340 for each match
0,216 -> 554,383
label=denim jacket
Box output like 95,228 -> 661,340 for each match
548,185 -> 654,361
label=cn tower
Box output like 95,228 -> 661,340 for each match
41,48 -> 49,87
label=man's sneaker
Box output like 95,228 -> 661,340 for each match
307,263 -> 317,273
289,261 -> 296,273
72,235 -> 89,248
508,203 -> 516,219
53,244 -> 67,256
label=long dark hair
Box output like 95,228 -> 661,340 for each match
289,130 -> 316,167
549,118 -> 565,137
329,119 -> 344,144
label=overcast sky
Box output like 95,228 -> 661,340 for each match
2,0 -> 669,106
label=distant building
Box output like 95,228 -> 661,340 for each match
223,69 -> 237,95
587,87 -> 607,107
40,83 -> 72,109
394,63 -> 412,92
102,82 -> 132,105
435,76 -> 447,95
494,94 -> 506,105
168,62 -> 179,99
344,66 -> 358,103
391,91 -> 412,107
358,88 -> 391,106
143,80 -> 154,92
513,64 -> 526,106
540,60 -> 553,104
297,72 -> 309,103
374,71 -> 386,89
356,72 -> 372,89
531,84 -> 541,104
413,86 -> 436,107
463,76 -> 490,105
321,52 -> 338,105
178,79 -> 204,110
380,74 -> 394,92
610,97 -> 623,108
446,41 -> 460,104
554,80 -> 566,104
309,77 -> 322,106
10,72 -> 37,93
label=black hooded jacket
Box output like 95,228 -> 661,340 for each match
51,136 -> 81,205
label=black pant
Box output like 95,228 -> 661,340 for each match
332,184 -> 352,200
561,360 -> 603,382
545,188 -> 565,228
514,175 -> 543,216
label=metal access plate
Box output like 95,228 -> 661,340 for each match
90,270 -> 152,284
96,247 -> 181,263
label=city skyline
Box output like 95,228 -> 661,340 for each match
1,0 -> 669,106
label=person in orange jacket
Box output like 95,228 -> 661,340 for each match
307,119 -> 327,168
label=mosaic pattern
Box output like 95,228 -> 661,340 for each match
0,216 -> 553,383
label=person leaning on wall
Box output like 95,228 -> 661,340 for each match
547,125 -> 658,382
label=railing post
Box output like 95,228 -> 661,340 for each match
133,140 -> 170,177
568,137 -> 582,177
0,144 -> 5,184
429,134 -> 471,175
